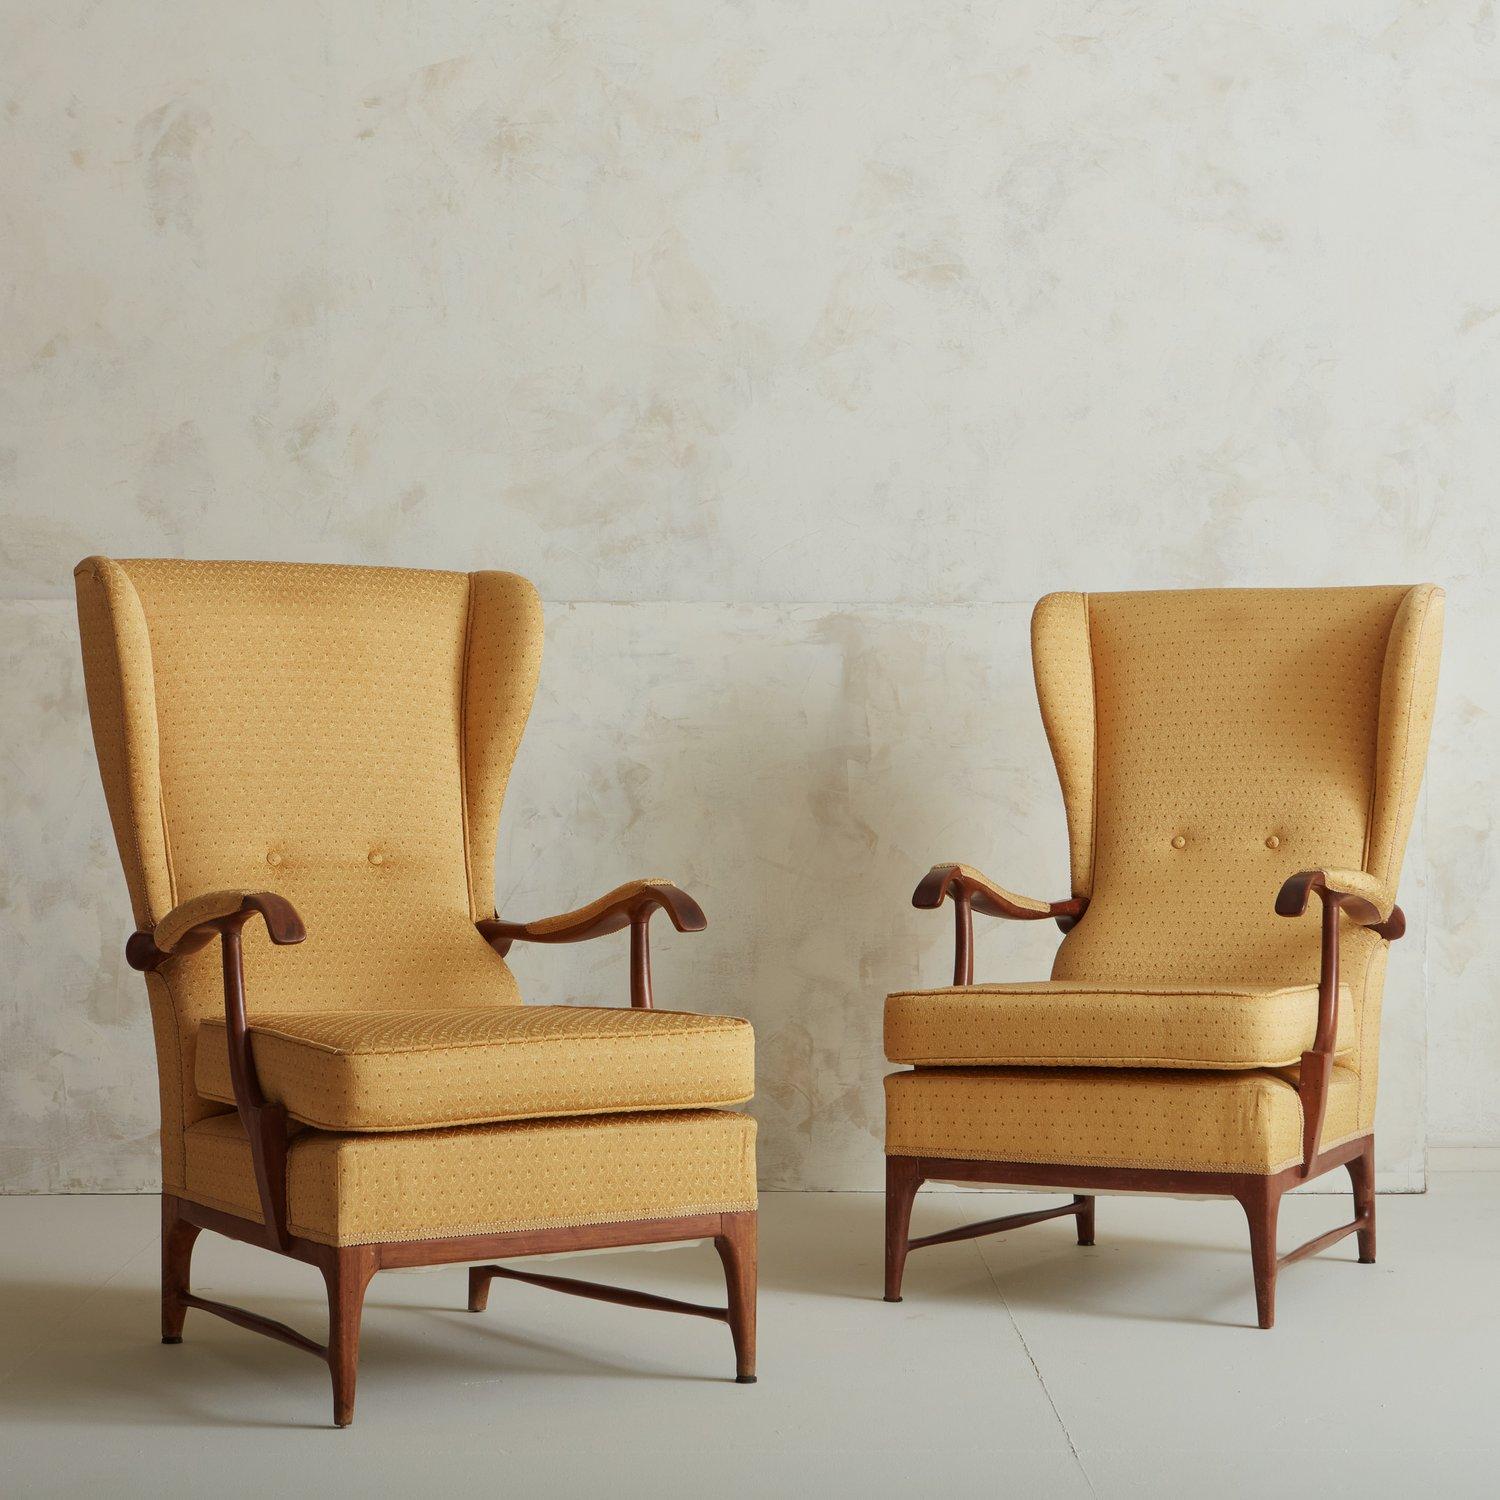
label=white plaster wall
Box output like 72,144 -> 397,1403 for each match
3,2 -> 1498,1191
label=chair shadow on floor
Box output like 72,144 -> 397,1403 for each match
0,1268 -> 726,1432
0,1190 -> 1372,1429
747,1190 -> 1366,1330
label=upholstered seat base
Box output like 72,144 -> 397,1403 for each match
182,1107 -> 757,1246
195,1004 -> 755,1132
885,980 -> 1353,1070
884,1064 -> 1359,1176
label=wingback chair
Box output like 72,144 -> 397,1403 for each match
75,557 -> 757,1425
884,586 -> 1442,1327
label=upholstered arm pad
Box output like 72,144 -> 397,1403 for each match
911,864 -> 1082,922
155,892 -> 256,952
1275,869 -> 1400,930
128,890 -> 307,971
481,880 -> 707,946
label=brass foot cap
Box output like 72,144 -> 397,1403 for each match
736,1375 -> 757,1384
161,1335 -> 182,1345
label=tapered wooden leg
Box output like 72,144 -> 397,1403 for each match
160,1194 -> 202,1344
884,1156 -> 923,1302
322,1245 -> 378,1427
714,1211 -> 757,1383
1240,1178 -> 1282,1330
1074,1194 -> 1096,1247
1348,1136 -> 1376,1264
467,1265 -> 490,1313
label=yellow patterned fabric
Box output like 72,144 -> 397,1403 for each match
74,557 -> 172,925
891,585 -> 1442,1172
76,557 -> 756,1226
1369,585 -> 1445,893
1030,592 -> 1096,901
885,1065 -> 1360,1174
885,981 -> 1352,1069
460,571 -> 547,922
195,1005 -> 754,1131
182,1108 -> 757,1246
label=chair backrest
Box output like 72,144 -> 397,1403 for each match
75,558 -> 544,1181
1032,586 -> 1442,990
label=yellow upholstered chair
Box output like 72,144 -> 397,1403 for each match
75,557 -> 757,1425
884,586 -> 1442,1327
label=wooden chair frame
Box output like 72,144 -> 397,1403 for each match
132,886 -> 755,1426
886,865 -> 1396,1328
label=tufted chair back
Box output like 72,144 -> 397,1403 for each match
75,557 -> 544,1186
1031,585 -> 1443,1127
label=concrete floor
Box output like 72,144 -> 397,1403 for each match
1,1178 -> 1496,1498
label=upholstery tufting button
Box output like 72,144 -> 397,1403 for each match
1171,835 -> 1186,850
368,850 -> 385,866
266,850 -> 283,868
1266,835 -> 1281,850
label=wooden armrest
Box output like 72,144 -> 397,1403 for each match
911,863 -> 1087,986
125,890 -> 306,1251
912,864 -> 1080,922
127,890 -> 306,972
1274,868 -> 1403,1178
477,880 -> 708,1009
481,880 -> 706,944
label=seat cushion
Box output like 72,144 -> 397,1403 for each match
196,1004 -> 754,1132
182,1107 -> 757,1246
885,1064 -> 1360,1174
884,980 -> 1352,1070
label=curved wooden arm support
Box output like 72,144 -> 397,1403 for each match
477,881 -> 707,1010
126,892 -> 306,1250
1275,869 -> 1405,1177
911,863 -> 1087,986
